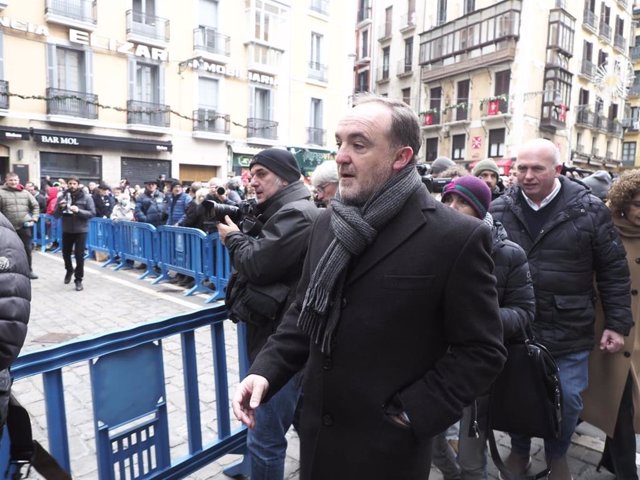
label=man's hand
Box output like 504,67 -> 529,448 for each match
216,215 -> 240,244
232,374 -> 269,429
599,328 -> 625,353
70,205 -> 79,213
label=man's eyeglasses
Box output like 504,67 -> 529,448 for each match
316,183 -> 331,193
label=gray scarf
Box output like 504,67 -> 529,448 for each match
298,164 -> 423,353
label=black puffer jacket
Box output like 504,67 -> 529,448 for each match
53,189 -> 96,233
490,217 -> 535,341
0,212 -> 30,427
490,177 -> 632,355
224,181 -> 320,361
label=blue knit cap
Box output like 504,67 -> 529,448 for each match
441,175 -> 492,219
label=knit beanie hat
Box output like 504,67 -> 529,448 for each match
430,156 -> 456,175
441,175 -> 492,219
472,159 -> 501,178
250,148 -> 301,183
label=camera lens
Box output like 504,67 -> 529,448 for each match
217,186 -> 226,196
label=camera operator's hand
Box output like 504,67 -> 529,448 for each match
70,205 -> 79,214
216,215 -> 240,244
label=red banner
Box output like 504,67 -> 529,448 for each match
488,100 -> 500,115
424,114 -> 433,125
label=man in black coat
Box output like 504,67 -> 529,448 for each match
217,148 -> 319,479
490,138 -> 633,479
232,95 -> 506,479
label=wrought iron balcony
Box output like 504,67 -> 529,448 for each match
481,97 -> 510,116
127,100 -> 170,127
420,111 -> 441,127
247,118 -> 278,140
580,58 -> 595,78
126,9 -> 170,42
309,0 -> 329,15
444,103 -> 470,122
193,27 -> 230,56
193,109 -> 229,134
0,80 -> 7,110
599,21 -> 611,41
307,127 -> 325,146
575,105 -> 594,128
582,10 -> 597,31
595,114 -> 608,132
607,119 -> 623,136
45,0 -> 97,24
308,61 -> 328,82
46,87 -> 98,119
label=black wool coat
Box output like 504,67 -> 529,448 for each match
250,188 -> 507,480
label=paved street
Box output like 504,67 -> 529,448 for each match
14,250 -> 636,479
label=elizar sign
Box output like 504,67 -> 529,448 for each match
0,17 -> 168,62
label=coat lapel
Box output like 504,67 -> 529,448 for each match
346,191 -> 433,285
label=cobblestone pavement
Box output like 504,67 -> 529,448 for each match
16,251 -> 637,479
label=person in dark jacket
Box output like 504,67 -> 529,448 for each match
440,175 -> 535,479
164,180 -> 191,226
53,176 -> 96,291
217,148 -> 319,480
0,211 -> 30,431
93,182 -> 115,218
490,138 -> 633,480
231,95 -> 506,480
134,180 -> 165,226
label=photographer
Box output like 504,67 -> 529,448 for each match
217,148 -> 319,480
207,177 -> 238,206
53,176 -> 96,291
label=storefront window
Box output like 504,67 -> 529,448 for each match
40,152 -> 101,185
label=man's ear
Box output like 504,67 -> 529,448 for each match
392,146 -> 414,171
554,164 -> 563,175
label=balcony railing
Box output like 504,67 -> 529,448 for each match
583,10 -> 597,31
481,97 -> 509,116
599,21 -> 611,41
399,11 -> 416,30
127,99 -> 170,127
420,111 -> 441,127
45,0 -> 96,24
308,61 -> 328,82
0,80 -> 7,109
193,108 -> 230,134
377,66 -> 390,82
595,114 -> 608,132
307,127 -> 325,146
580,58 -> 595,78
614,34 -> 625,52
126,9 -> 170,42
247,117 -> 278,140
46,87 -> 98,119
396,59 -> 413,76
607,118 -> 623,136
309,0 -> 329,15
575,106 -> 594,128
357,7 -> 371,23
445,103 -> 470,122
193,27 -> 230,56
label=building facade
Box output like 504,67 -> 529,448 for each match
0,0 -> 353,187
361,0 -> 635,173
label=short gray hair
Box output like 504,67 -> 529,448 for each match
311,161 -> 338,187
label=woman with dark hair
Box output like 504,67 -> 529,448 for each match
582,169 -> 640,479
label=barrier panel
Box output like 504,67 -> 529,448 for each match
113,221 -> 159,279
33,214 -> 62,253
87,218 -> 117,265
152,226 -> 214,297
1,306 -> 250,480
205,233 -> 232,303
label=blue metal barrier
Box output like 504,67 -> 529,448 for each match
113,221 -> 159,279
87,218 -> 117,266
1,306 -> 249,480
33,214 -> 62,253
152,226 -> 214,297
205,232 -> 232,303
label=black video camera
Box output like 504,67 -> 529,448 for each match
416,164 -> 452,193
202,198 -> 260,235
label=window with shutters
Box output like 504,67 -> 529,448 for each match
46,44 -> 96,118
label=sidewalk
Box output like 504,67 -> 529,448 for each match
21,251 -> 633,479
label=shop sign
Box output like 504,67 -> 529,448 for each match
70,29 -> 168,62
38,134 -> 80,146
0,17 -> 49,37
189,59 -> 276,85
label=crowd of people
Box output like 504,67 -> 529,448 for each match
0,93 -> 638,479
